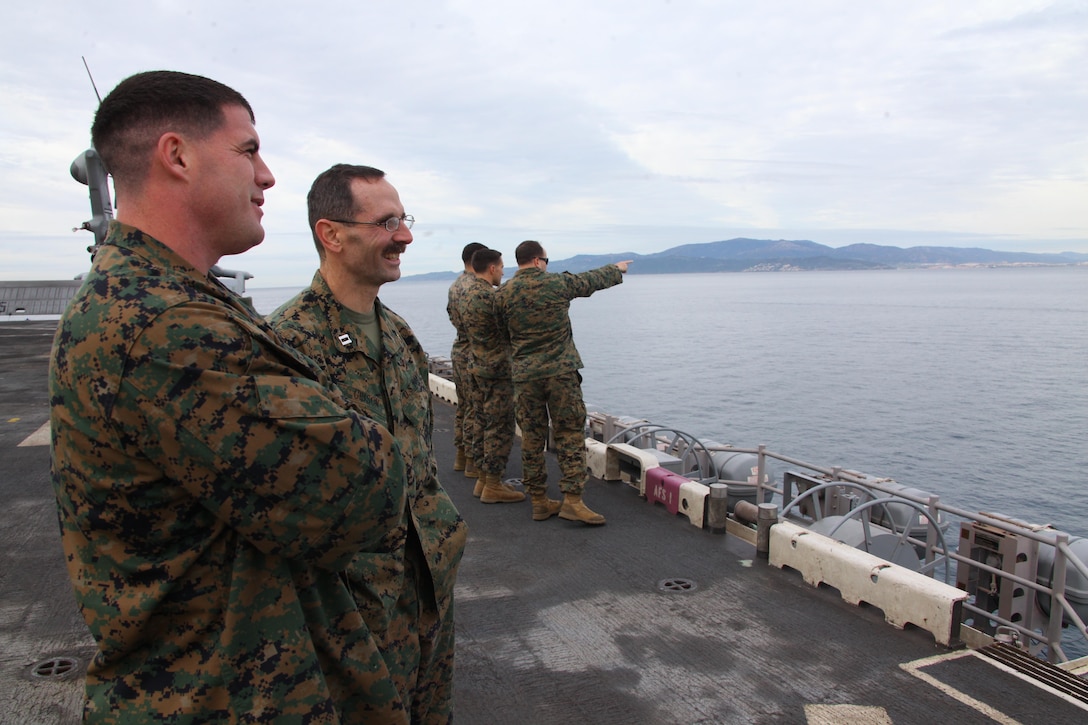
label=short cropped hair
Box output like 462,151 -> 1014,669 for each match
91,70 -> 254,190
307,164 -> 386,257
515,240 -> 545,266
471,248 -> 503,273
462,242 -> 487,265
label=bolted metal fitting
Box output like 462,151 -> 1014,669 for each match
707,483 -> 729,535
756,503 -> 778,556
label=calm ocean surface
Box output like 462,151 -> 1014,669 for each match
251,267 -> 1088,538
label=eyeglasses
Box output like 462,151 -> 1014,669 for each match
327,214 -> 415,232
537,257 -> 549,264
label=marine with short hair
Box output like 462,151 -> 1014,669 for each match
51,71 -> 410,722
498,241 -> 630,524
447,242 -> 487,480
458,248 -> 526,505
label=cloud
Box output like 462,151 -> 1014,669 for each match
1,1 -> 1085,286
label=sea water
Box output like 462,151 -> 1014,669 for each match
250,266 -> 1088,537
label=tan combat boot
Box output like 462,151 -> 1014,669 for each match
453,447 -> 466,471
530,492 -> 562,521
480,473 -> 526,504
464,456 -> 478,479
477,474 -> 520,498
558,493 -> 606,525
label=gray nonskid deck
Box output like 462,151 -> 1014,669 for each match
435,400 -> 1085,723
1,322 -> 93,724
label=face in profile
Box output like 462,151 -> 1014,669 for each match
189,104 -> 276,257
335,178 -> 414,290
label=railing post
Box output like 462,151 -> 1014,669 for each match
1047,532 -> 1069,663
756,444 -> 767,504
925,495 -> 940,568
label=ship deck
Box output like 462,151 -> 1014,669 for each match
2,319 -> 1085,724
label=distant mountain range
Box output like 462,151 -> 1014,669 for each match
406,238 -> 1088,280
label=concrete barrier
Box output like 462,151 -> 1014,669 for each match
429,374 -> 457,406
769,520 -> 965,646
606,443 -> 662,495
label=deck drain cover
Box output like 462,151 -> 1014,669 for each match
657,577 -> 698,593
30,657 -> 78,678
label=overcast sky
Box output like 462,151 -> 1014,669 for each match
2,1 -> 1086,286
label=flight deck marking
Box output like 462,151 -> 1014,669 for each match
900,652 -> 1023,725
804,704 -> 892,724
18,421 -> 51,447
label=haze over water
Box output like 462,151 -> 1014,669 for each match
252,266 -> 1088,538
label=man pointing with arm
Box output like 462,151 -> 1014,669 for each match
498,240 -> 631,525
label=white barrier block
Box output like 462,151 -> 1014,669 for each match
429,374 -> 458,405
678,480 -> 709,528
607,443 -> 661,495
586,439 -> 614,480
768,520 -> 965,646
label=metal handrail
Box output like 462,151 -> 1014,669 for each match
616,423 -> 1087,663
781,484 -> 954,584
603,423 -> 718,483
503,401 -> 1085,663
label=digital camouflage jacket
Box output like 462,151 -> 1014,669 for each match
459,275 -> 511,380
498,264 -> 623,383
50,222 -> 410,723
445,272 -> 475,363
270,272 -> 468,634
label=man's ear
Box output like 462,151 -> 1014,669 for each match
155,132 -> 190,181
315,219 -> 343,255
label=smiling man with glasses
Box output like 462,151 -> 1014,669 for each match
270,163 -> 468,723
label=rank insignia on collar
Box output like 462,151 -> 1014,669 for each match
337,333 -> 353,347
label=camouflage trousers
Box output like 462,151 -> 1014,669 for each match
354,536 -> 454,724
473,375 -> 515,475
512,370 -> 588,496
451,348 -> 482,463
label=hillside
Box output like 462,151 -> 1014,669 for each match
405,238 -> 1088,279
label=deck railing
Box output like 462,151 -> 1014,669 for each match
427,361 -> 1087,668
585,410 -> 1088,667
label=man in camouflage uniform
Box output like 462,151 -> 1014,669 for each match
446,242 -> 486,480
51,71 -> 411,722
269,164 -> 468,725
458,248 -> 525,505
499,241 -> 631,525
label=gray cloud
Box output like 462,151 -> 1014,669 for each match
1,1 -> 1085,286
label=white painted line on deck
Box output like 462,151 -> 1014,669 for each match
18,421 -> 50,447
900,651 -> 1023,725
804,704 -> 892,724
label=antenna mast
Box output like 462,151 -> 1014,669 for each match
82,56 -> 102,104
71,57 -> 113,259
